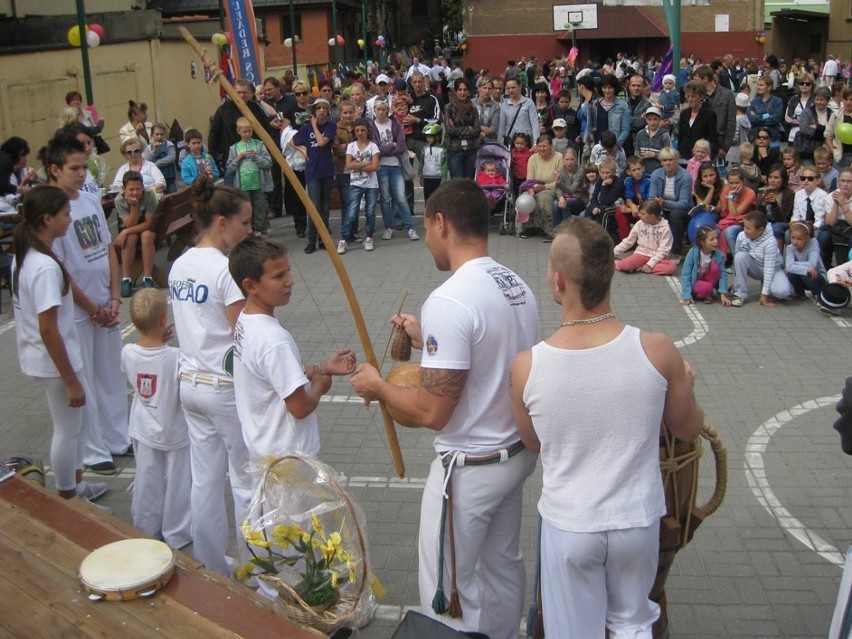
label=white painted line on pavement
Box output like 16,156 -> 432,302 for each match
0,319 -> 15,336
744,395 -> 845,567
665,276 -> 708,348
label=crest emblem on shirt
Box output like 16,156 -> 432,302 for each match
137,373 -> 157,399
425,335 -> 438,355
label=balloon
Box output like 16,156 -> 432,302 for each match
89,23 -> 105,38
357,38 -> 364,47
515,193 -> 536,223
687,212 -> 717,245
294,35 -> 300,42
86,31 -> 100,48
336,35 -> 345,46
212,33 -> 227,46
758,36 -> 766,44
224,31 -> 233,44
460,43 -> 467,51
328,37 -> 336,46
375,39 -> 382,47
67,25 -> 84,47
295,43 -> 302,52
284,37 -> 293,47
836,122 -> 852,145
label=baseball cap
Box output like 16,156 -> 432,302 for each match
308,98 -> 330,112
734,93 -> 750,108
375,74 -> 390,85
644,107 -> 662,118
394,78 -> 408,92
552,118 -> 567,129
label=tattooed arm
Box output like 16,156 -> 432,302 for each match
350,364 -> 467,431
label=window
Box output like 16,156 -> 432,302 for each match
412,0 -> 428,17
280,15 -> 302,42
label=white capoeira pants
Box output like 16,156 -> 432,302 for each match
76,319 -> 130,465
418,448 -> 537,639
541,519 -> 660,639
131,441 -> 192,549
40,375 -> 90,491
179,378 -> 252,576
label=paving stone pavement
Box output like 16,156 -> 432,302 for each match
1,197 -> 850,639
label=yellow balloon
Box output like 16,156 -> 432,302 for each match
67,25 -> 84,47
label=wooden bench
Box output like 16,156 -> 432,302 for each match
119,187 -> 196,288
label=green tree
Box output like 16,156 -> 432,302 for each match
442,0 -> 462,35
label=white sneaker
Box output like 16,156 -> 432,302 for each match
408,228 -> 420,241
364,237 -> 374,251
77,481 -> 107,501
382,228 -> 393,240
337,239 -> 347,254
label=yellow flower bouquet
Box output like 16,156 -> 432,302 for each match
236,454 -> 378,632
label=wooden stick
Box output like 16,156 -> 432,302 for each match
179,27 -> 405,478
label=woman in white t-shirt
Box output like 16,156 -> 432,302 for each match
47,137 -> 130,478
12,186 -> 94,500
168,174 -> 253,576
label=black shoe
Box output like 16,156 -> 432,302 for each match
115,445 -> 134,457
86,461 -> 117,476
304,244 -> 316,254
296,230 -> 306,238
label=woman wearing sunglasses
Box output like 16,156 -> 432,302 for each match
110,138 -> 165,193
753,127 -> 780,181
785,73 -> 815,148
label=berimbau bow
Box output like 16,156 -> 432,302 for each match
180,27 -> 406,478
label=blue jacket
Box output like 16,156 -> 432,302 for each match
623,175 -> 651,203
747,95 -> 784,144
681,246 -> 728,300
181,152 -> 220,185
585,98 -> 631,147
649,166 -> 693,211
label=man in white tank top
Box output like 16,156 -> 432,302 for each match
351,179 -> 539,639
509,217 -> 703,638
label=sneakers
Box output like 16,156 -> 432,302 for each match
364,237 -> 374,252
142,276 -> 154,289
382,228 -> 393,240
408,228 -> 420,241
337,239 -> 347,255
116,445 -> 134,457
304,244 -> 316,254
730,295 -> 745,307
87,461 -> 117,476
120,278 -> 132,298
81,497 -> 112,514
77,481 -> 108,501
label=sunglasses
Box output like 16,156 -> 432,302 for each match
799,82 -> 812,86
294,91 -> 308,96
801,175 -> 819,181
126,149 -> 142,154
756,135 -> 770,140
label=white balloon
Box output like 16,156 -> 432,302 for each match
284,37 -> 293,47
328,37 -> 336,46
86,30 -> 100,47
515,193 -> 536,215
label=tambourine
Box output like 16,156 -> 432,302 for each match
386,362 -> 423,428
79,538 -> 176,601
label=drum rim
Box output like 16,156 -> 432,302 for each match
79,538 -> 176,594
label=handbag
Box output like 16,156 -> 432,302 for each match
502,102 -> 523,147
94,135 -> 110,155
400,151 -> 417,181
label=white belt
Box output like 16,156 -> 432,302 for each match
180,372 -> 233,388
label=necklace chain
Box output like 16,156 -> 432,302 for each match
560,312 -> 614,327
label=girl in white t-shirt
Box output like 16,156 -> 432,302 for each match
47,136 -> 130,476
168,174 -> 253,576
338,118 -> 380,254
12,186 -> 93,500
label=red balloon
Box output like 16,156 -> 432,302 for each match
89,23 -> 105,38
224,31 -> 233,44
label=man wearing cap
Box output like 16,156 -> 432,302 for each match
694,65 -> 736,161
367,74 -> 392,121
625,73 -> 652,157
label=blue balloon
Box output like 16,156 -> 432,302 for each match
687,211 -> 717,246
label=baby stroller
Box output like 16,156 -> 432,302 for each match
474,143 -> 514,235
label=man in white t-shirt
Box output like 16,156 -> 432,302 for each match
509,217 -> 703,637
351,179 -> 539,639
823,55 -> 838,87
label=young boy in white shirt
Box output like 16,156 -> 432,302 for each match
229,237 -> 355,462
121,288 -> 192,548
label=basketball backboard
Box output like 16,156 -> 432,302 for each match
552,3 -> 599,30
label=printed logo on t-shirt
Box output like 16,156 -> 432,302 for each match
222,346 -> 235,376
487,265 -> 528,306
169,278 -> 210,304
137,373 -> 157,399
73,214 -> 107,261
425,335 -> 438,355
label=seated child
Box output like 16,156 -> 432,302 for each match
114,170 -> 159,297
553,149 -> 588,225
814,147 -> 839,192
120,289 -> 191,549
584,158 -> 624,238
550,118 -> 572,155
781,147 -> 804,192
613,200 -> 678,275
737,142 -> 761,190
785,221 -> 827,301
476,159 -> 508,207
590,130 -> 627,176
681,225 -> 731,305
180,129 -> 220,185
144,123 -> 177,193
618,155 -> 651,239
717,168 -> 758,255
730,210 -> 793,307
654,74 -> 680,127
686,139 -> 712,184
226,117 -> 273,234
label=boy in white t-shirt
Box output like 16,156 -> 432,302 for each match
121,289 -> 191,548
228,237 -> 356,463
